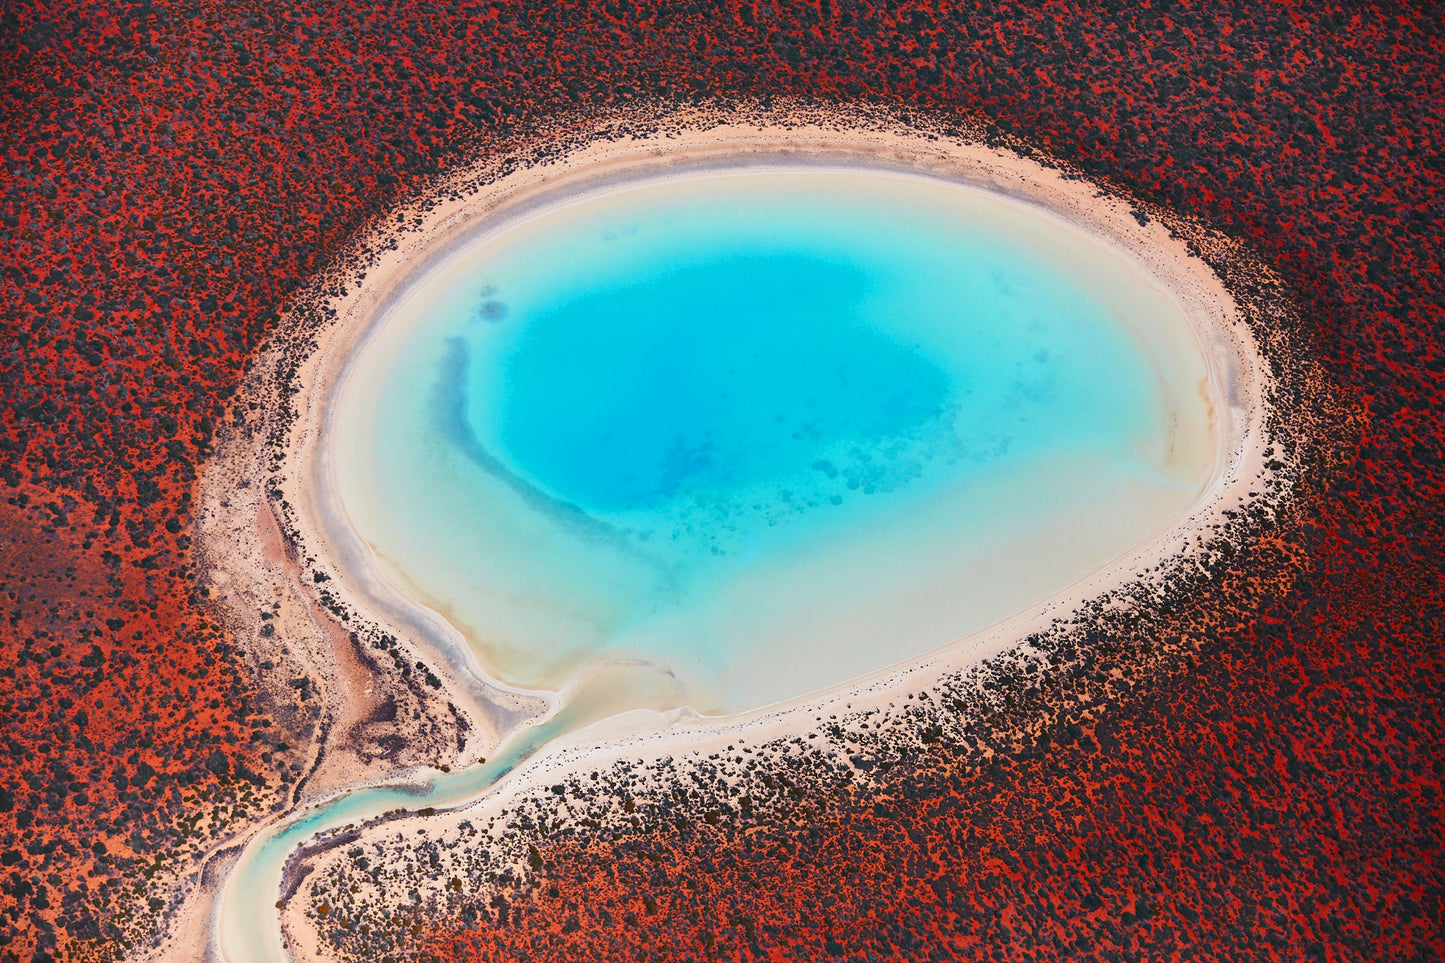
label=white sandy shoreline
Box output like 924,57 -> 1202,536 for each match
301,118 -> 1263,735
194,103 -> 1278,963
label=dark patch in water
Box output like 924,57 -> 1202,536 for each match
431,336 -> 637,551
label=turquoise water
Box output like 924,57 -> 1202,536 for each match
334,168 -> 1212,712
218,674 -> 625,963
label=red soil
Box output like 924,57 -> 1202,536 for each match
1,0 -> 1440,958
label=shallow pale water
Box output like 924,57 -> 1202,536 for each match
333,167 -> 1213,713
220,663 -> 674,963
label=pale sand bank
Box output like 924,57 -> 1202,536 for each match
288,111 -> 1265,741
192,103 -> 1278,963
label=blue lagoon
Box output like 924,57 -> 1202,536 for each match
331,167 -> 1215,713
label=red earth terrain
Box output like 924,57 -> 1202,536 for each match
1,0 -> 1441,959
